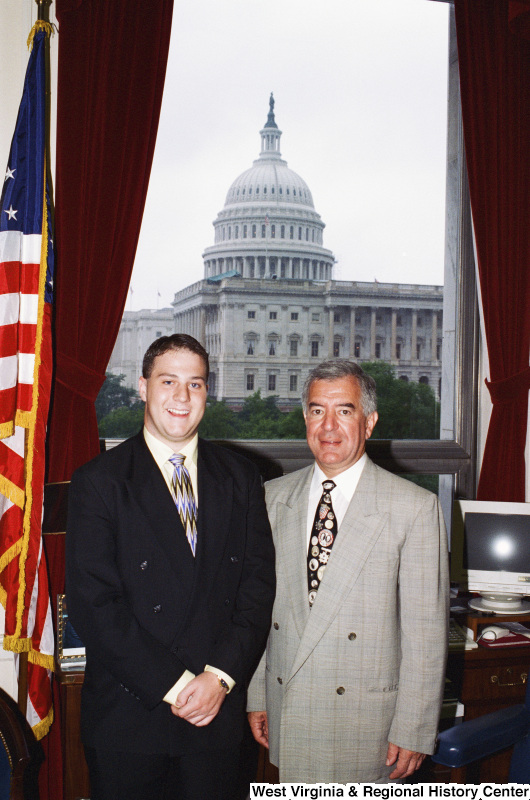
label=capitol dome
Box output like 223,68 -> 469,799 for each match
202,95 -> 335,282
225,161 -> 314,209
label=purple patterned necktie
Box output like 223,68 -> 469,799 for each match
168,454 -> 197,556
307,480 -> 337,606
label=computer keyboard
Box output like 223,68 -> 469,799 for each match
449,618 -> 478,650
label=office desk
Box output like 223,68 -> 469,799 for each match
446,612 -> 530,783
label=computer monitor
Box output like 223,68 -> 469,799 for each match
451,500 -> 530,614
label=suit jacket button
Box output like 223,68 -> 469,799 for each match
348,632 -> 356,641
336,686 -> 345,695
230,556 -> 239,563
224,598 -> 230,606
277,677 -> 283,685
140,561 -> 148,570
273,622 -> 279,630
153,604 -> 162,613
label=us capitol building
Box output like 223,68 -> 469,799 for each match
109,96 -> 443,410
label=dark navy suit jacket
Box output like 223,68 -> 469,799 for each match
66,432 -> 275,755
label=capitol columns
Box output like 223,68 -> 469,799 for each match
199,305 -> 206,346
411,310 -> 418,362
391,308 -> 398,361
349,306 -> 356,358
370,308 -> 377,359
328,306 -> 335,358
431,311 -> 438,361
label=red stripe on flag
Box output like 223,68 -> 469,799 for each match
0,504 -> 23,575
1,550 -> 22,638
0,440 -> 24,493
0,386 -> 17,426
16,383 -> 34,413
0,384 -> 36,420
0,324 -> 18,356
27,657 -> 52,726
18,323 -> 38,355
20,263 -> 40,295
0,323 -> 37,357
0,262 -> 21,294
0,262 -> 39,294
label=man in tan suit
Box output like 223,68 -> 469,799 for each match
248,360 -> 449,783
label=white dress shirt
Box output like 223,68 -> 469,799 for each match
306,453 -> 367,546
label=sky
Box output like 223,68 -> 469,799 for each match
129,0 -> 450,312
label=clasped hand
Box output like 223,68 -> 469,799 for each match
171,671 -> 227,727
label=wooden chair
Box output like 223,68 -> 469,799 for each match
0,687 -> 43,800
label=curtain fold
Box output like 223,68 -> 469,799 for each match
48,0 -> 174,483
509,0 -> 530,37
42,2 -> 174,797
454,0 -> 530,501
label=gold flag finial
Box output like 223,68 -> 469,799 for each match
27,20 -> 54,51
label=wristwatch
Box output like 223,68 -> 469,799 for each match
204,665 -> 232,693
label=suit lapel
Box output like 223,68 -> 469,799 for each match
275,467 -> 312,640
289,458 -> 387,680
127,434 -> 195,573
195,440 -> 233,574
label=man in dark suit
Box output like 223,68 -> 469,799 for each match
66,334 -> 275,800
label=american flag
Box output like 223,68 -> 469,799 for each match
0,23 -> 55,739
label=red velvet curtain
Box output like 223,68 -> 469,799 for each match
454,0 -> 530,501
42,2 -> 173,796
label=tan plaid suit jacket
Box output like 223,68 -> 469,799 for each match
248,457 -> 449,783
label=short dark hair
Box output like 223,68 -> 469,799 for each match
301,359 -> 377,416
142,334 -> 210,381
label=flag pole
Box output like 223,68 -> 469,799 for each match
36,0 -> 52,22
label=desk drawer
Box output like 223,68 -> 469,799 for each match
462,662 -> 528,702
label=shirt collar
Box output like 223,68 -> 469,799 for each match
143,426 -> 199,472
311,452 -> 367,504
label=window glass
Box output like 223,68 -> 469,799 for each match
105,1 -> 454,451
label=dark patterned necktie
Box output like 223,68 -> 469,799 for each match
307,480 -> 337,607
168,454 -> 197,556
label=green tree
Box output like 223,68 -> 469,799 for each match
98,405 -> 145,438
277,405 -> 306,439
96,372 -> 139,422
199,399 -> 239,439
361,361 -> 440,440
237,391 -> 282,438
